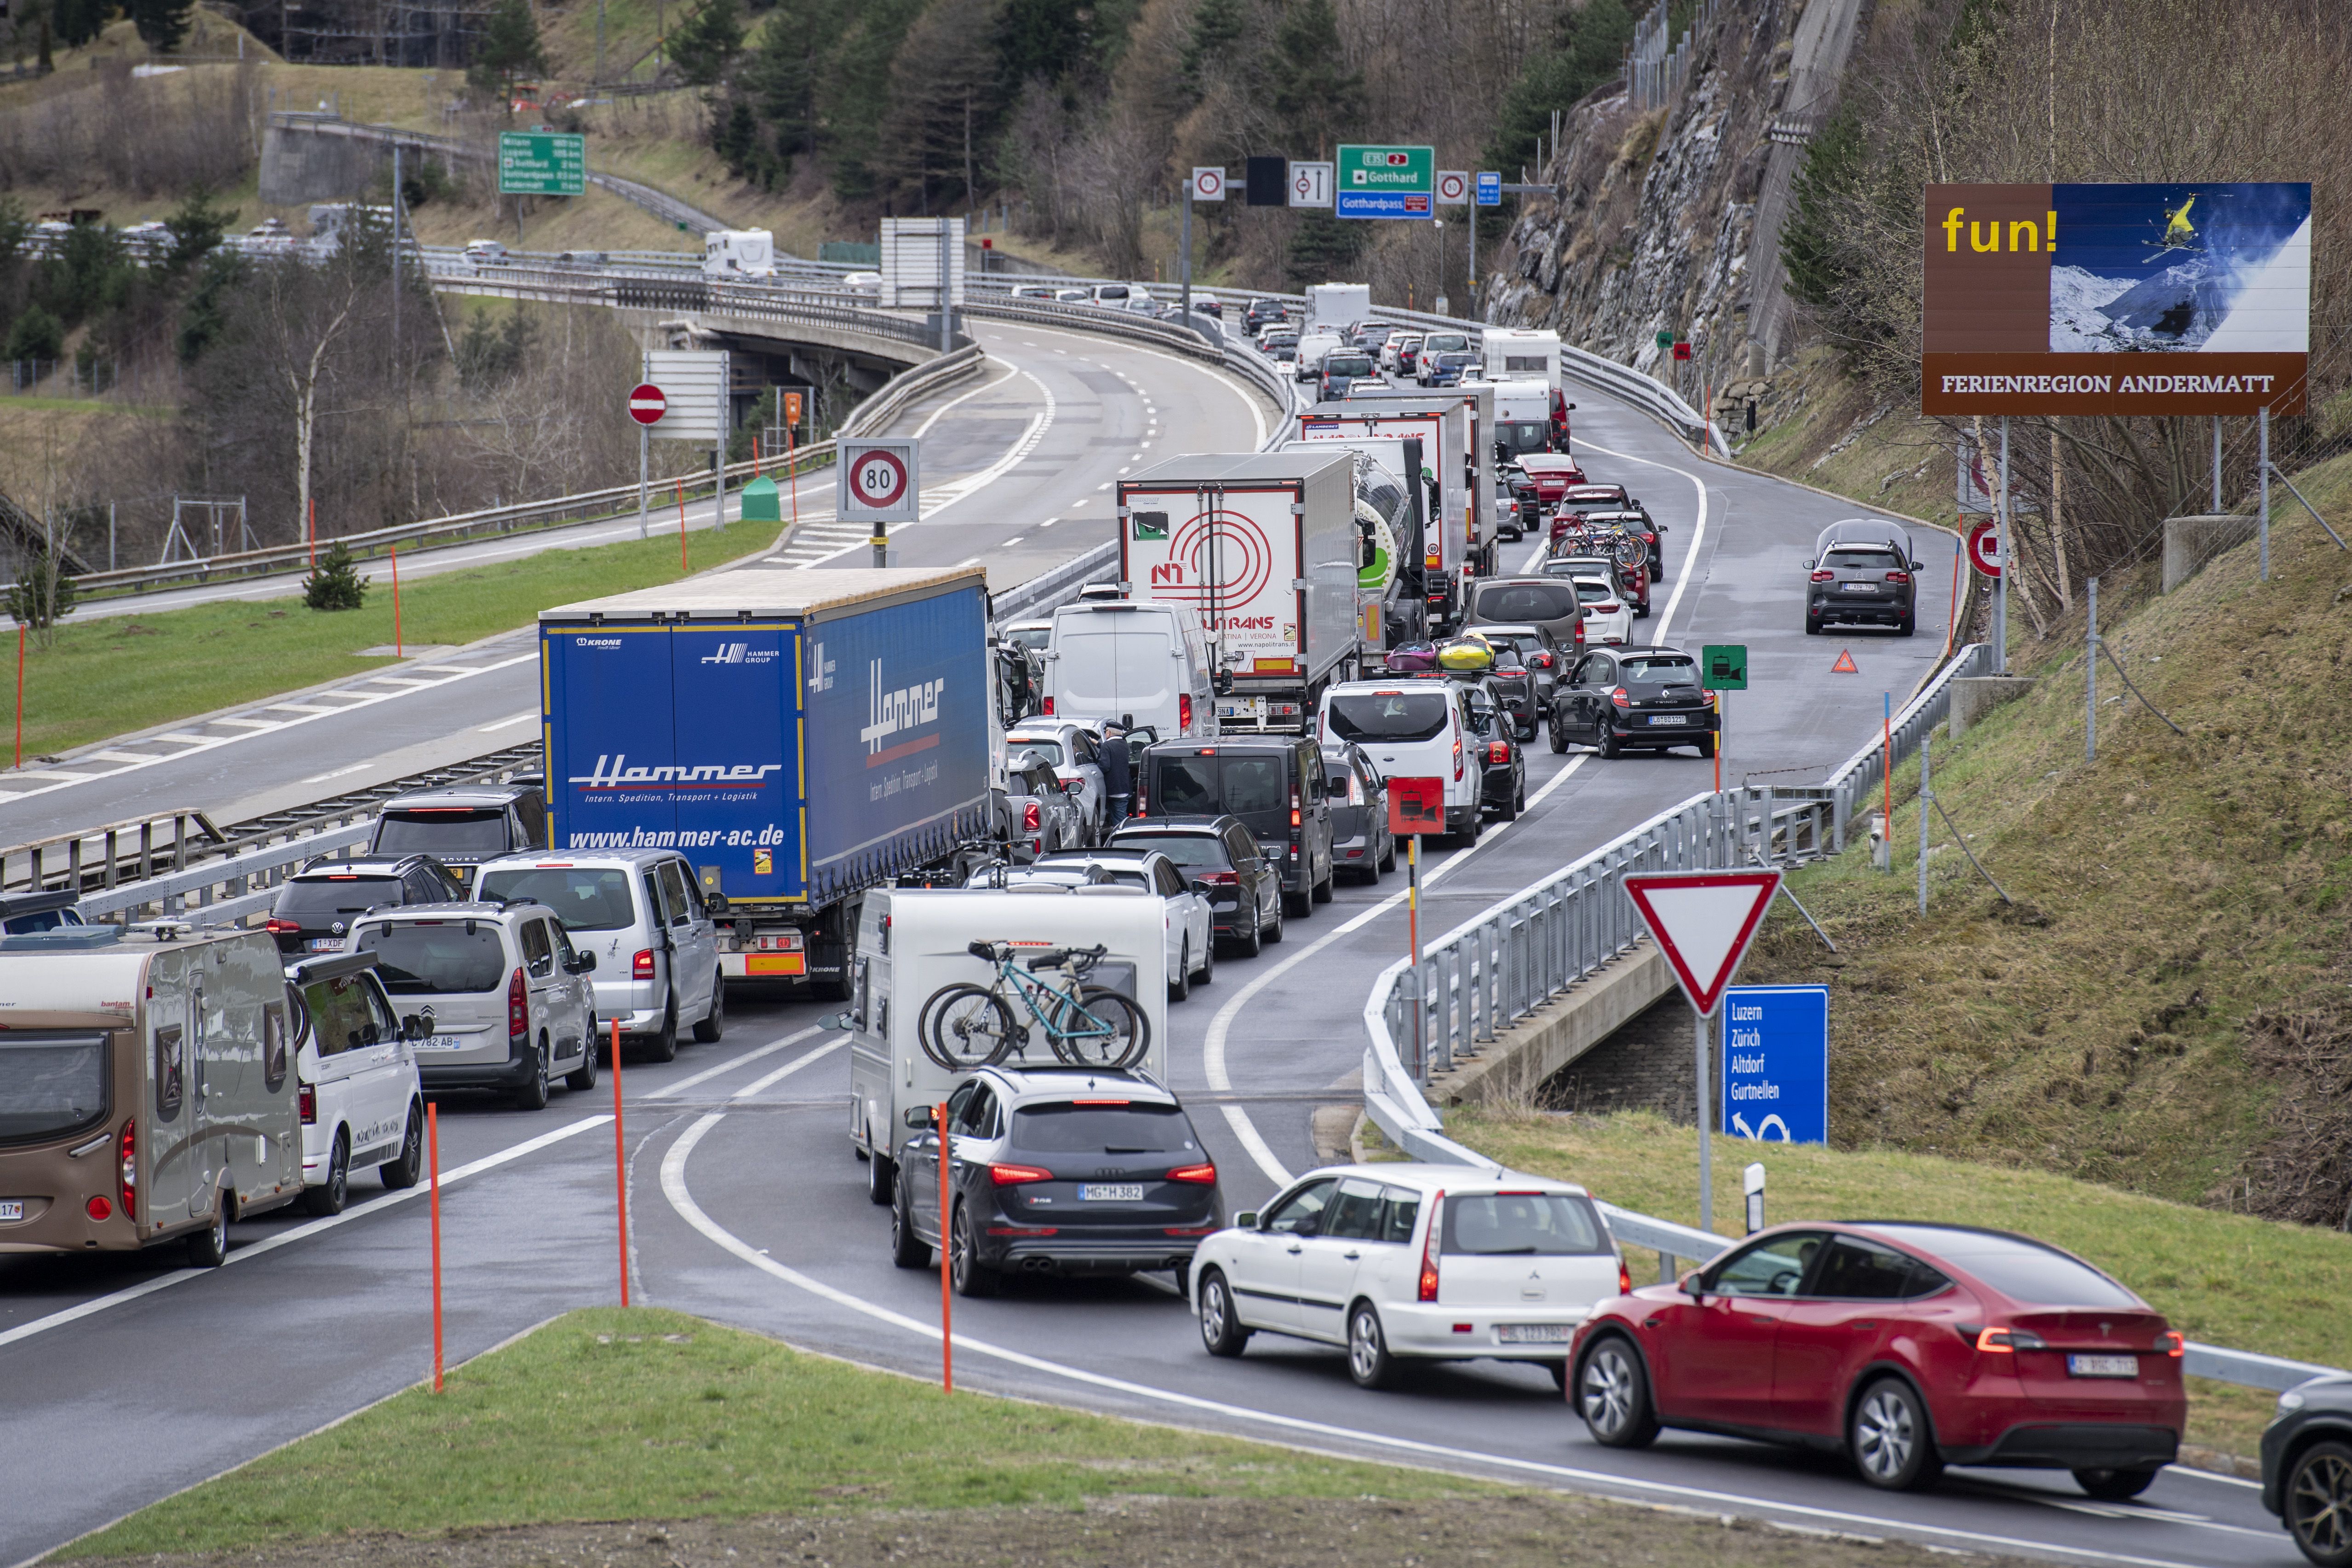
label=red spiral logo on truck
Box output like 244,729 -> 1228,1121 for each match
1145,507 -> 1274,611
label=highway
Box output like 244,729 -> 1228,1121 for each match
0,342 -> 2297,1568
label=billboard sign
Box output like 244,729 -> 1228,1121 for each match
1922,182 -> 2310,415
1336,144 -> 1434,219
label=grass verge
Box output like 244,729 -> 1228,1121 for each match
61,1307 -> 1494,1558
1449,1108 -> 2337,1455
10,528 -> 771,762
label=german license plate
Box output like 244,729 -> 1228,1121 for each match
307,937 -> 342,951
0,1200 -> 22,1221
1497,1323 -> 1576,1344
416,1034 -> 469,1053
2068,1354 -> 2139,1378
1649,714 -> 1687,726
1079,1183 -> 1144,1202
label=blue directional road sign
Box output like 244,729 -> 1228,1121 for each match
1475,172 -> 1502,207
1720,985 -> 1828,1143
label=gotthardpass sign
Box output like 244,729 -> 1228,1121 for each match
1336,144 -> 1434,219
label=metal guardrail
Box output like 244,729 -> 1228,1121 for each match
1820,642 -> 1993,850
959,296 -> 1223,362
988,542 -> 1120,626
2,811 -> 224,898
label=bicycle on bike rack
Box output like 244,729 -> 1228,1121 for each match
920,941 -> 1150,1071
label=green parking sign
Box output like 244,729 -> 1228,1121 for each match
498,131 -> 586,197
1702,644 -> 1748,690
1334,144 -> 1434,220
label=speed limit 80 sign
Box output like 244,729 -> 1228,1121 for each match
838,437 -> 920,523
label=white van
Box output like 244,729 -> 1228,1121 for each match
284,952 -> 425,1215
1044,596 -> 1215,739
840,885 -> 1172,1202
1295,328 -> 1342,381
1316,675 -> 1488,842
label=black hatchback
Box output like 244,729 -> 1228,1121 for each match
1107,815 -> 1284,956
1549,646 -> 1717,759
1136,737 -> 1334,917
891,1066 -> 1222,1297
264,855 -> 466,955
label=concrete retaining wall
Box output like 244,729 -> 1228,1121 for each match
2163,513 -> 2258,593
1425,940 -> 1677,1109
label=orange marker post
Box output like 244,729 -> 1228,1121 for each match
1944,534 -> 1962,656
611,1017 -> 629,1308
428,1100 -> 444,1393
308,497 -> 316,569
936,1101 -> 953,1392
676,479 -> 690,574
390,546 -> 402,659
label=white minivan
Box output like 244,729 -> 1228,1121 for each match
1192,1163 -> 1627,1390
476,850 -> 724,1063
1044,595 -> 1215,740
1317,676 -> 1488,842
284,952 -> 426,1215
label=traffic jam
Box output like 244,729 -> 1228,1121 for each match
0,296 -> 2320,1568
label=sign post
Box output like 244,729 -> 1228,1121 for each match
1184,167 -> 1224,326
839,437 -> 920,566
1720,985 -> 1829,1144
1701,644 -> 1745,792
1335,144 -> 1434,220
628,381 -> 667,540
1621,870 -> 1784,1234
639,350 -> 729,545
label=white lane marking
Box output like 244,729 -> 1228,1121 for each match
656,1118 -> 2214,1568
732,1037 -> 847,1100
2165,1469 -> 2263,1490
909,360 -> 1022,440
1203,755 -> 1591,1186
300,762 -> 372,784
0,652 -> 539,805
477,709 -> 539,732
1006,321 -> 1263,449
642,1024 -> 828,1101
1572,435 -> 1711,644
0,1115 -> 611,1355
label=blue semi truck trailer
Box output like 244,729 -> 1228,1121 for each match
538,566 -> 996,998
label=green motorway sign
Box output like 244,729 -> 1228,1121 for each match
1334,144 -> 1434,219
498,132 -> 587,197
1702,644 -> 1749,691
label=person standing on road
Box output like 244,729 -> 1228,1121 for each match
1098,719 -> 1133,830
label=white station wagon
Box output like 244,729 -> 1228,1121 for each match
1191,1163 -> 1629,1389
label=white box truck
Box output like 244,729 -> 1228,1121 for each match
1333,386 -> 1499,582
703,229 -> 777,277
843,885 -> 1171,1198
1304,282 -> 1371,335
1116,451 -> 1360,733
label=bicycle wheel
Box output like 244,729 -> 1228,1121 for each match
923,984 -> 1019,1069
1612,534 -> 1646,569
1047,986 -> 1150,1069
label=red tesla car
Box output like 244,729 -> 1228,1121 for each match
1567,1222 -> 2186,1498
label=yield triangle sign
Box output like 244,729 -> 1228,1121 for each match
1622,869 -> 1782,1017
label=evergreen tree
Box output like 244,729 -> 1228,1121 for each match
1179,0 -> 1243,103
129,0 -> 195,52
5,540 -> 77,635
469,0 -> 548,108
669,0 -> 745,86
1270,0 -> 1362,154
53,0 -> 108,48
4,304 -> 63,364
163,188 -> 237,278
302,541 -> 368,612
175,250 -> 243,363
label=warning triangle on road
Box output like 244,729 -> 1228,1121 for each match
1622,869 -> 1783,1017
1831,649 -> 1859,673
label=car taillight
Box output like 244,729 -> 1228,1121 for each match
298,1085 -> 316,1125
1022,800 -> 1042,832
1886,571 -> 1910,584
1198,870 -> 1238,885
1594,602 -> 1619,614
86,1195 -> 112,1221
119,1118 -> 136,1217
1611,688 -> 1631,709
1487,740 -> 1509,764
990,1163 -> 1054,1185
1063,776 -> 1084,794
1451,739 -> 1463,780
1166,1162 -> 1216,1183
1533,652 -> 1553,668
1418,1191 -> 1444,1301
1810,569 -> 1835,582
1042,695 -> 1055,714
2155,1331 -> 2185,1357
264,918 -> 302,935
507,966 -> 528,1038
1618,1256 -> 1632,1296
633,948 -> 655,980
1975,1326 -> 2051,1352
1180,693 -> 1193,729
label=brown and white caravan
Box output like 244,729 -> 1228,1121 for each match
0,923 -> 310,1265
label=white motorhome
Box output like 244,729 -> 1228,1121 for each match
703,229 -> 778,277
842,886 -> 1172,1201
1479,328 -> 1562,390
1303,282 -> 1371,335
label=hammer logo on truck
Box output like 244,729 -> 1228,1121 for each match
700,642 -> 778,666
570,755 -> 786,788
859,660 -> 947,765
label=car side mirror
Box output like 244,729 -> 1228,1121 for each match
571,950 -> 597,973
817,1012 -> 847,1032
1190,879 -> 1212,896
1680,1270 -> 1707,1299
1911,558 -> 1925,571
1234,1211 -> 1259,1230
1802,558 -> 1815,570
401,1013 -> 429,1041
903,1106 -> 935,1130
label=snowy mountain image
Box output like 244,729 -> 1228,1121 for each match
2050,258 -> 2233,351
2046,184 -> 2311,355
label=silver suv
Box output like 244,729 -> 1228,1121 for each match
476,850 -> 723,1063
350,900 -> 598,1109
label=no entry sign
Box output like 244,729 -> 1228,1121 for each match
627,383 -> 667,426
1967,518 -> 2004,578
838,437 -> 920,523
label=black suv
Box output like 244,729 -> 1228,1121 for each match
1243,298 -> 1287,333
1108,814 -> 1284,955
2263,1373 -> 2352,1567
265,855 -> 466,955
1549,645 -> 1717,759
1135,736 -> 1334,916
891,1066 -> 1222,1296
1806,522 -> 1922,636
1461,679 -> 1526,820
367,781 -> 548,889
